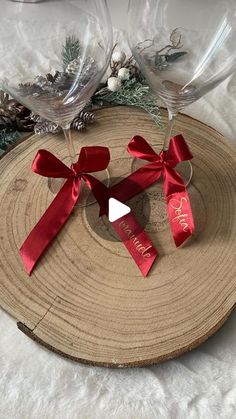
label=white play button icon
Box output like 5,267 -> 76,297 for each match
108,198 -> 131,222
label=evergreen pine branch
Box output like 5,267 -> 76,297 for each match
0,129 -> 21,155
62,36 -> 81,69
94,78 -> 162,128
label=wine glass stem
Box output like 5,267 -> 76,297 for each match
163,110 -> 177,151
62,125 -> 77,165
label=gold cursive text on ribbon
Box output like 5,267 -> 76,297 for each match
170,197 -> 189,232
119,220 -> 151,258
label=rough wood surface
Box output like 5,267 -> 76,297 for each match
0,107 -> 235,367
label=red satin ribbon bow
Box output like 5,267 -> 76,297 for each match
108,135 -> 195,247
20,146 -> 110,275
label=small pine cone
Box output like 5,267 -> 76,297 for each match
78,110 -> 95,124
34,119 -> 60,134
34,121 -> 46,134
46,73 -> 55,83
53,71 -> 63,83
18,82 -> 32,89
16,105 -> 34,131
66,58 -> 81,75
34,75 -> 53,89
66,57 -> 97,81
71,117 -> 85,131
14,116 -> 34,132
29,112 -> 41,122
126,64 -> 141,79
51,72 -> 72,94
15,104 -> 30,117
0,91 -> 18,113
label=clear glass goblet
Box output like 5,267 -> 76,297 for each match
0,0 -> 113,205
128,0 -> 236,184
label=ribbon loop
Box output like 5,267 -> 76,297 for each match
128,135 -> 160,162
73,146 -> 110,174
32,150 -> 73,179
165,134 -> 193,167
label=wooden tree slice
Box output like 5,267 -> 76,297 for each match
0,107 -> 235,367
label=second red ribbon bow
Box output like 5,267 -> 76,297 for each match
107,134 -> 195,247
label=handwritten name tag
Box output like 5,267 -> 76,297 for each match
169,197 -> 190,232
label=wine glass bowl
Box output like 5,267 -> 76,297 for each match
0,0 -> 112,127
128,0 -> 236,176
0,0 -> 113,204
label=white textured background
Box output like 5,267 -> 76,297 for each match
1,1 -> 236,418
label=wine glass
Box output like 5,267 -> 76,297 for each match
128,0 -> 236,184
0,0 -> 113,205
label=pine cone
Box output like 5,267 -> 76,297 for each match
78,110 -> 95,124
15,105 -> 34,131
53,71 -> 63,83
66,58 -> 81,75
125,63 -> 142,80
28,112 -> 41,123
18,82 -> 32,88
46,73 -> 55,83
0,90 -> 33,132
65,57 -> 97,84
71,117 -> 85,131
0,91 -> 19,119
34,119 -> 60,135
52,72 -> 72,93
0,91 -> 18,113
34,75 -> 53,89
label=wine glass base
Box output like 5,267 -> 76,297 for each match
48,168 -> 110,207
131,158 -> 193,187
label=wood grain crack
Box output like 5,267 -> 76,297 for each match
32,295 -> 59,332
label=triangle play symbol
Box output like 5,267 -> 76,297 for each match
108,198 -> 131,222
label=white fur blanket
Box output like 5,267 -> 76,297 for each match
1,307 -> 236,419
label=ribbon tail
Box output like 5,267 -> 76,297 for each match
164,167 -> 195,247
112,213 -> 158,277
84,175 -> 158,277
167,191 -> 195,247
20,178 -> 80,275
